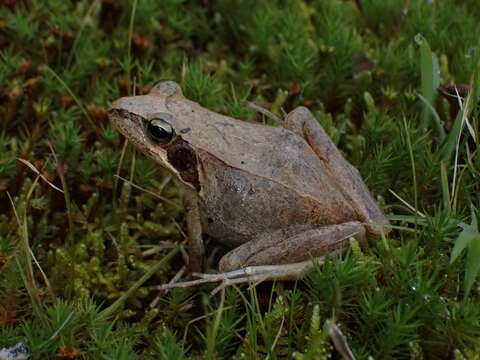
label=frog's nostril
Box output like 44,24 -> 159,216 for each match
107,108 -> 129,119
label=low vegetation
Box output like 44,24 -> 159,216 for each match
0,0 -> 479,358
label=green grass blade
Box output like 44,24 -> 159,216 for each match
439,89 -> 471,162
450,223 -> 476,264
417,93 -> 445,142
415,34 -> 440,131
465,235 -> 480,297
440,161 -> 451,213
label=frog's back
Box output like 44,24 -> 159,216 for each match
168,96 -> 360,243
190,114 -> 359,246
169,98 -> 352,209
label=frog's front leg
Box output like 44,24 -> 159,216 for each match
182,188 -> 206,273
219,221 -> 365,272
283,107 -> 389,235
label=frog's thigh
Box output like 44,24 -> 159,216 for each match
218,221 -> 365,272
284,107 -> 389,235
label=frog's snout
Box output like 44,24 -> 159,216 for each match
107,107 -> 129,121
107,97 -> 147,122
107,98 -> 142,130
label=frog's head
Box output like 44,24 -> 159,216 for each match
108,81 -> 203,190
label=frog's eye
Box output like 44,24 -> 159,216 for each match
147,118 -> 176,144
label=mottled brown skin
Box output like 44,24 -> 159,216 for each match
108,81 -> 389,274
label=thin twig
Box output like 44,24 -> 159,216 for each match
17,158 -> 64,193
114,174 -> 181,208
327,321 -> 356,360
389,189 -> 426,218
242,100 -> 282,124
149,266 -> 186,308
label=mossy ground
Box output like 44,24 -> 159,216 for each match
1,0 -> 480,359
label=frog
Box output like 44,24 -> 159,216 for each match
108,81 -> 389,286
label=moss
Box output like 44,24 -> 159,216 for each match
0,0 -> 479,358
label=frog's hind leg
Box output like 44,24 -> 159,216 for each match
284,107 -> 389,235
218,221 -> 365,272
155,222 -> 365,294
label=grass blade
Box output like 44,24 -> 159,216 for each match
415,34 -> 440,131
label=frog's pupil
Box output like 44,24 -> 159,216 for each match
149,123 -> 168,139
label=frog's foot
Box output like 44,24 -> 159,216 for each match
152,258 -> 325,295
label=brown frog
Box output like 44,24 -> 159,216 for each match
108,81 -> 389,284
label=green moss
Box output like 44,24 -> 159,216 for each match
0,0 -> 479,358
